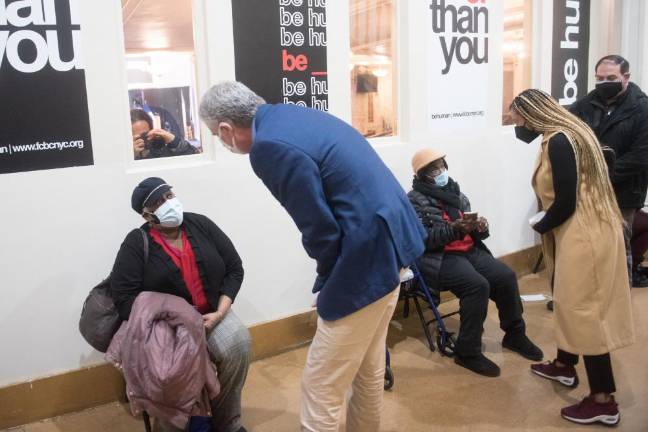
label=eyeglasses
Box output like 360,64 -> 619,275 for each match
422,167 -> 446,179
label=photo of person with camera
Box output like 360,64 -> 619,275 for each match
131,109 -> 198,160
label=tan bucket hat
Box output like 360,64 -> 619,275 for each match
411,148 -> 446,174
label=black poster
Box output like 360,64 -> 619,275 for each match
551,0 -> 590,106
232,0 -> 329,111
0,0 -> 93,175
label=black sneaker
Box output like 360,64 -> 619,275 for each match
454,353 -> 501,377
632,269 -> 648,288
502,332 -> 544,361
636,264 -> 648,276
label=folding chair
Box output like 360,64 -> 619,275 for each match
384,267 -> 414,390
400,264 -> 458,356
384,347 -> 394,390
384,264 -> 459,390
124,392 -> 153,432
142,411 -> 152,432
124,388 -> 152,431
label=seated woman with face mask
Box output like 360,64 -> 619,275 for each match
408,149 -> 542,377
110,177 -> 251,432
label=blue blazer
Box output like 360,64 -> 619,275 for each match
250,104 -> 426,320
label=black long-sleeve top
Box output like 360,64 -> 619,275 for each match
110,212 -> 244,320
534,133 -> 578,234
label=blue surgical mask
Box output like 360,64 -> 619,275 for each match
154,197 -> 184,227
434,170 -> 449,187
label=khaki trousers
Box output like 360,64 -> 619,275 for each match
300,284 -> 401,432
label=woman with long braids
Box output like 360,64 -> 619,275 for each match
509,89 -> 634,426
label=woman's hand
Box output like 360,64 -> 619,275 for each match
203,295 -> 234,331
133,134 -> 147,157
147,128 -> 175,145
203,311 -> 224,331
475,217 -> 489,233
451,219 -> 476,234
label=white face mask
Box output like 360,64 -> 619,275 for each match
153,197 -> 184,227
218,129 -> 245,154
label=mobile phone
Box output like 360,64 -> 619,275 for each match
464,212 -> 478,221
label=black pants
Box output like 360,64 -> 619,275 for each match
557,349 -> 616,394
439,248 -> 525,356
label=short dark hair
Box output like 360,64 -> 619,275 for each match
130,109 -> 153,129
595,55 -> 630,74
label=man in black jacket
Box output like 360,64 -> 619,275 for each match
570,55 -> 648,287
408,149 -> 542,377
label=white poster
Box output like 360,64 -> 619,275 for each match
426,0 -> 490,132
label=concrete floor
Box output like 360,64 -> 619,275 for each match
4,274 -> 648,431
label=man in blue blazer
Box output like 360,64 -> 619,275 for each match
200,82 -> 426,432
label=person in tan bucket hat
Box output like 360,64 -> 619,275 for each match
407,148 -> 542,377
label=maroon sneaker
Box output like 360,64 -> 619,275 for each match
561,395 -> 620,426
530,360 -> 579,387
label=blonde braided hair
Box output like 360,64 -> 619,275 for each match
510,89 -> 622,226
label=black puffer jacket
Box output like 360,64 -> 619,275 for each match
407,178 -> 491,296
570,82 -> 648,208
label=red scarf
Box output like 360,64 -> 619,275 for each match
149,228 -> 211,314
442,210 -> 474,253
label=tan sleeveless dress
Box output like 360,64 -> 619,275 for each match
532,132 -> 634,355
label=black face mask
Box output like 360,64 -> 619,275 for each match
514,126 -> 540,143
595,81 -> 623,100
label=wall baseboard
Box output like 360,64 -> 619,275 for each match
0,244 -> 541,429
0,364 -> 126,430
248,306 -> 318,361
498,244 -> 543,278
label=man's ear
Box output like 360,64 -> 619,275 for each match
219,122 -> 234,138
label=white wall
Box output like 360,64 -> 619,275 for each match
617,0 -> 648,90
0,0 -> 627,387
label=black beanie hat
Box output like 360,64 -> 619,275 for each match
131,177 -> 172,214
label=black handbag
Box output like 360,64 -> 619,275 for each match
79,229 -> 148,352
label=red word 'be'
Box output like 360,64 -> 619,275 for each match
282,49 -> 308,71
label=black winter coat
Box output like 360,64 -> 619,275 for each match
407,180 -> 490,295
110,212 -> 244,320
570,82 -> 648,208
